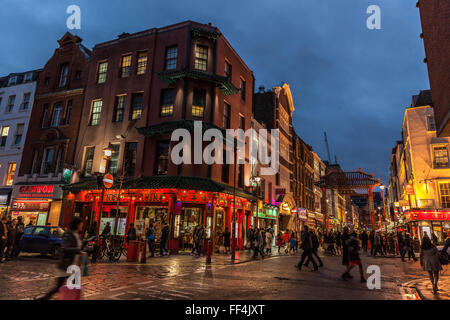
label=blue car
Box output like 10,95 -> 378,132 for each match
19,226 -> 64,259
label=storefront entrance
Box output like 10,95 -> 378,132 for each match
179,207 -> 203,251
135,205 -> 168,238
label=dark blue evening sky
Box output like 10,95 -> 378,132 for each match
0,0 -> 429,185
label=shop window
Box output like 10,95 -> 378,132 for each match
41,148 -> 54,175
83,146 -> 95,176
108,144 -> 120,175
0,126 -> 9,147
89,100 -> 102,126
192,88 -> 206,118
58,63 -> 69,87
155,141 -> 169,175
165,46 -> 178,70
194,45 -> 208,71
180,207 -> 203,250
223,103 -> 230,129
120,55 -> 132,78
439,183 -> 450,208
13,123 -> 24,145
135,206 -> 167,238
6,162 -> 16,186
124,142 -> 137,176
136,51 -> 148,75
160,89 -> 174,117
97,61 -> 108,84
113,95 -> 126,122
50,102 -> 63,127
433,146 -> 449,168
130,93 -> 143,120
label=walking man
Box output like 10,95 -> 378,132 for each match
297,225 -> 318,271
304,229 -> 324,268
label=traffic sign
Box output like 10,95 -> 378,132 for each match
103,174 -> 114,188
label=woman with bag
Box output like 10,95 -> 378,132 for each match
420,232 -> 442,294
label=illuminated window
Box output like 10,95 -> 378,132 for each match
194,45 -> 208,71
97,61 -> 108,84
13,123 -> 24,145
439,183 -> 450,208
160,89 -> 174,117
433,146 -> 449,168
58,63 -> 69,87
0,126 -> 9,147
136,52 -> 147,75
6,162 -> 16,186
192,88 -> 205,118
108,144 -> 120,175
89,100 -> 102,126
83,146 -> 95,176
165,46 -> 177,70
113,95 -> 126,122
130,93 -> 143,120
120,55 -> 132,78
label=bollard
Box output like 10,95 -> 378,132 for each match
141,239 -> 147,263
206,240 -> 212,264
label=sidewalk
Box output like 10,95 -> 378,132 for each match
410,272 -> 450,300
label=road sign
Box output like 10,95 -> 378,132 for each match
103,174 -> 114,189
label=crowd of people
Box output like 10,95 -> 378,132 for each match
0,216 -> 29,263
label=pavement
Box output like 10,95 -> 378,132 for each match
0,248 -> 448,300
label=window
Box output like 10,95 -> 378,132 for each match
120,55 -> 132,78
97,61 -> 108,84
24,72 -> 33,82
165,46 -> 178,70
194,45 -> 208,71
113,95 -> 126,122
6,95 -> 15,112
434,146 -> 449,168
75,70 -> 82,80
440,183 -> 450,208
83,147 -> 95,176
130,93 -> 143,120
160,89 -> 174,117
222,149 -> 229,183
223,103 -> 231,129
59,63 -> 69,87
108,144 -> 120,175
31,150 -> 39,175
225,61 -> 232,79
427,115 -> 436,131
55,148 -> 63,174
89,100 -> 102,126
41,104 -> 49,128
51,103 -> 63,127
136,52 -> 148,75
1,126 -> 9,147
6,162 -> 16,186
13,124 -> 24,145
20,93 -> 31,110
42,148 -> 54,175
192,88 -> 206,118
124,142 -> 138,176
240,78 -> 246,101
155,141 -> 170,175
8,76 -> 17,86
64,100 -> 72,125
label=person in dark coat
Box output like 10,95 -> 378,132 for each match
5,218 -> 17,261
342,231 -> 366,282
335,231 -> 342,255
361,231 -> 369,252
101,222 -> 111,237
304,230 -> 323,268
297,226 -> 318,271
13,216 -> 25,257
420,233 -> 442,293
431,232 -> 438,245
38,217 -> 85,300
223,227 -> 231,255
160,223 -> 169,256
126,223 -> 137,244
0,217 -> 7,263
404,233 -> 418,262
145,223 -> 156,257
341,227 -> 351,268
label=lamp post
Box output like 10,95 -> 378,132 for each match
253,176 -> 261,229
96,146 -> 113,242
231,143 -> 237,262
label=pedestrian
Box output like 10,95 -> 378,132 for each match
335,231 -> 342,255
289,235 -> 296,255
160,223 -> 170,256
126,223 -> 137,244
191,225 -> 198,255
101,222 -> 112,237
341,227 -> 351,273
265,228 -> 273,254
195,225 -> 205,257
369,230 -> 375,256
38,217 -> 86,300
13,216 -> 25,258
145,223 -> 156,257
246,226 -> 254,250
404,233 -> 418,262
5,218 -> 17,261
296,225 -> 318,271
0,217 -> 7,263
373,232 -> 383,256
342,231 -> 366,283
420,232 -> 442,293
431,232 -> 438,246
328,230 -> 336,255
223,227 -> 231,255
304,230 -> 323,268
283,230 -> 290,254
361,230 -> 369,253
253,228 -> 264,259
276,232 -> 283,253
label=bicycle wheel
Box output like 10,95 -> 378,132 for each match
109,248 -> 122,262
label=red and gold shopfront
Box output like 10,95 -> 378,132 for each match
62,182 -> 255,253
405,209 -> 450,244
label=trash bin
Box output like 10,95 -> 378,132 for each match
127,240 -> 141,262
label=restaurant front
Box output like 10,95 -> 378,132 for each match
405,209 -> 450,244
62,176 -> 255,253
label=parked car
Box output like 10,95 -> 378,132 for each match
19,226 -> 64,259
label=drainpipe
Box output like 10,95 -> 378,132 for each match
207,33 -> 219,179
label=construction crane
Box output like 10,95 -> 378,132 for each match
324,132 -> 331,163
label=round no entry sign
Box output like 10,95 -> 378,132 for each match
103,173 -> 114,188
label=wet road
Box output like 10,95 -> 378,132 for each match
0,250 -> 446,300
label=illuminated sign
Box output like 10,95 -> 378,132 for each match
407,210 -> 450,221
11,201 -> 49,211
405,184 -> 414,195
17,185 -> 55,198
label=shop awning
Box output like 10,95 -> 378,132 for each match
62,175 -> 256,201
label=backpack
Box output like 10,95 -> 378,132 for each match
439,251 -> 449,266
